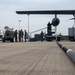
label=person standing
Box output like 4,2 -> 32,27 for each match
40,31 -> 43,42
19,30 -> 21,42
20,29 -> 24,42
24,30 -> 27,42
14,30 -> 17,42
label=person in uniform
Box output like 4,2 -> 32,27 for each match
24,30 -> 27,42
19,30 -> 21,42
20,29 -> 24,42
40,31 -> 43,42
14,30 -> 17,42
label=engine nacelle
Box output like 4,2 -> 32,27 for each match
52,18 -> 60,26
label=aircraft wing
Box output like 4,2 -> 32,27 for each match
16,10 -> 75,15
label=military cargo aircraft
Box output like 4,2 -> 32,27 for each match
16,10 -> 75,41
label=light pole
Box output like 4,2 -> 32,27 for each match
28,14 -> 30,41
28,14 -> 29,34
18,20 -> 21,30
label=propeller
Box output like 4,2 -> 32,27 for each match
69,14 -> 75,20
69,18 -> 75,20
69,14 -> 75,27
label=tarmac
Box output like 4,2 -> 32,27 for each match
0,41 -> 75,75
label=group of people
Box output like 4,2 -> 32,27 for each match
14,29 -> 27,42
14,29 -> 44,42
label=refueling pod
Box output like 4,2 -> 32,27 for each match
52,17 -> 60,26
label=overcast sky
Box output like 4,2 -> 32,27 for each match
0,0 -> 75,36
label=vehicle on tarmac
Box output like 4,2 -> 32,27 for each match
68,27 -> 75,41
2,26 -> 14,42
68,14 -> 75,42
